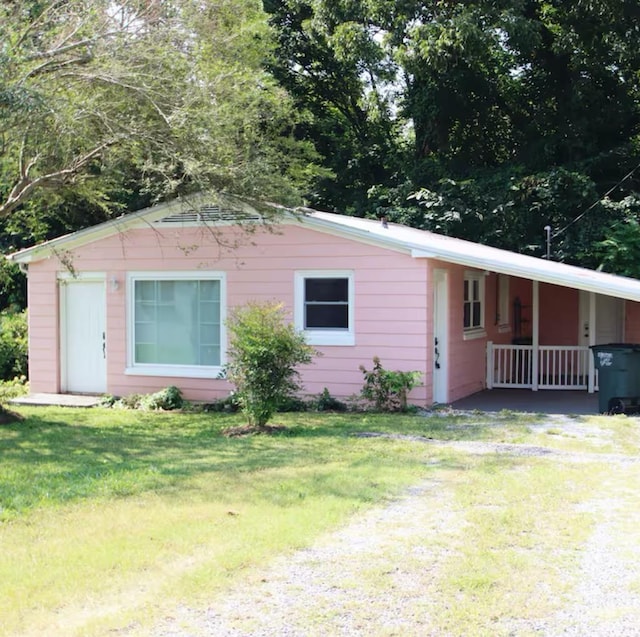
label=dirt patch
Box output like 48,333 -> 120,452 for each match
222,423 -> 289,437
0,405 -> 23,425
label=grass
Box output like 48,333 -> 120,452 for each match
1,406 -> 640,636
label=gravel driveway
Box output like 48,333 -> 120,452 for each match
153,416 -> 640,637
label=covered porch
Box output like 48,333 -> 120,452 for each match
485,280 -> 636,394
452,388 -> 599,415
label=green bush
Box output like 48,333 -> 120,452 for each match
224,301 -> 317,428
104,386 -> 184,411
314,388 -> 347,412
0,376 -> 28,402
359,356 -> 422,412
203,394 -> 241,413
0,309 -> 28,381
139,385 -> 184,411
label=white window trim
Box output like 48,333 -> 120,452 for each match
125,271 -> 226,378
294,270 -> 355,346
463,270 -> 486,340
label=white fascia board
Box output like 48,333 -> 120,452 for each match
293,214 -> 414,255
412,246 -> 640,303
7,195 -> 218,264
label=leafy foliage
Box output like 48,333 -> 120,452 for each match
0,376 -> 28,402
0,0 -> 318,221
0,308 -> 28,380
139,386 -> 184,411
266,1 -> 640,269
359,357 -> 422,412
102,386 -> 184,411
225,301 -> 316,428
593,196 -> 640,277
313,388 -> 347,412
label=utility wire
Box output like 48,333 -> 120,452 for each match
553,160 -> 640,238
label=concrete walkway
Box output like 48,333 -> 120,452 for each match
452,389 -> 600,415
9,393 -> 103,407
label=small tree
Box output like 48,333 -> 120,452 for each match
225,301 -> 316,430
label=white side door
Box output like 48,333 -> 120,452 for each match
579,292 -> 624,346
61,278 -> 107,393
433,269 -> 449,404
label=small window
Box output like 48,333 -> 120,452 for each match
295,271 -> 354,346
463,271 -> 485,337
127,272 -> 225,378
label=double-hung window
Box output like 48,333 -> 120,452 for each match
295,271 -> 354,346
127,272 -> 225,377
463,271 -> 485,338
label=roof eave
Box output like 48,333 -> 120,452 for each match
7,193 -> 261,264
296,213 -> 416,255
412,249 -> 640,303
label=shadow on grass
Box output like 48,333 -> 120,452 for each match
281,409 -> 550,440
0,407 -> 544,520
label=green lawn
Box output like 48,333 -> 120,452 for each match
1,407 -> 639,636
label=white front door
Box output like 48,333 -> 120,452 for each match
579,292 -> 624,346
61,278 -> 107,393
433,269 -> 449,404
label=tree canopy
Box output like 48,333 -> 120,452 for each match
0,0 -> 317,220
3,0 -> 640,298
265,0 -> 640,270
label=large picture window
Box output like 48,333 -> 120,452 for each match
127,272 -> 225,377
295,271 -> 354,346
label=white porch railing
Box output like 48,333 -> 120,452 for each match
487,342 -> 598,391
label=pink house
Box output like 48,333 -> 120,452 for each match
8,195 -> 640,407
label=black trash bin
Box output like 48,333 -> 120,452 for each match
590,343 -> 640,414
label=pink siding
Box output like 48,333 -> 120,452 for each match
27,223 -> 430,404
539,284 -> 579,345
625,302 -> 640,342
27,270 -> 60,392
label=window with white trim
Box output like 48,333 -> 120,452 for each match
463,271 -> 484,334
295,271 -> 354,346
127,272 -> 225,377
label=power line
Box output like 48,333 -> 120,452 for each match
553,160 -> 640,238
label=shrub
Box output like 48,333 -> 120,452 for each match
314,388 -> 347,412
0,309 -> 28,380
114,394 -> 143,410
359,356 -> 422,412
203,394 -> 241,413
224,301 -> 317,428
139,385 -> 184,411
105,387 -> 184,411
0,376 -> 28,402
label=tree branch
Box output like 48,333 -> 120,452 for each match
0,140 -> 118,218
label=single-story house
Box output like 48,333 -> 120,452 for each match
8,195 -> 640,407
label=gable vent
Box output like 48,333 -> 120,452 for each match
157,205 -> 262,224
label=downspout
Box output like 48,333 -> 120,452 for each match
532,281 -> 539,391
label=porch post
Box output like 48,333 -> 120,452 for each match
486,341 -> 494,389
588,292 -> 596,393
532,280 -> 539,391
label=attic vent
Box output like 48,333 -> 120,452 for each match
158,205 -> 262,224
